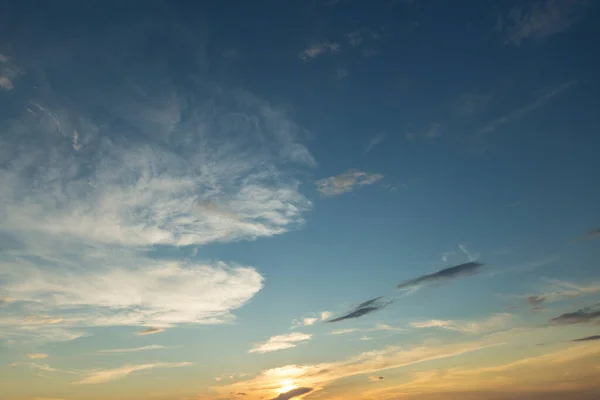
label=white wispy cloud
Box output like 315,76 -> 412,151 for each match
27,353 -> 49,359
0,48 -> 316,342
405,123 -> 442,141
496,0 -> 589,46
409,313 -> 513,334
98,345 -> 171,354
480,81 -> 576,133
316,169 -> 383,196
76,362 -> 193,385
330,324 -> 406,335
249,332 -> 312,354
292,311 -> 332,327
298,42 -> 340,61
364,132 -> 387,155
535,279 -> 600,302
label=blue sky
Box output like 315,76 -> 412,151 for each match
1,1 -> 600,400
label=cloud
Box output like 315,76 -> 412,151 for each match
496,0 -> 589,46
585,228 -> 600,239
328,297 -> 392,323
0,22 -> 316,341
136,328 -> 165,336
0,76 -> 13,90
76,362 -> 193,384
336,67 -> 348,79
346,31 -> 364,46
316,170 -> 383,196
298,42 -> 340,61
537,279 -> 600,302
220,337 -> 503,399
480,81 -> 576,134
249,333 -> 312,354
27,353 -> 49,359
409,314 -> 513,334
320,311 -> 332,321
549,306 -> 600,325
0,53 -> 21,91
571,335 -> 600,342
527,296 -> 546,307
405,123 -> 442,141
98,345 -> 171,353
271,387 -> 313,400
396,261 -> 484,291
292,311 -> 332,328
364,132 -> 387,155
330,324 -> 406,336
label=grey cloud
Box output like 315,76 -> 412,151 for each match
527,296 -> 546,307
550,307 -> 600,325
364,132 -> 386,155
570,335 -> 600,342
586,228 -> 600,239
496,0 -> 589,46
271,387 -> 313,400
397,261 -> 484,291
316,169 -> 383,196
328,297 -> 391,323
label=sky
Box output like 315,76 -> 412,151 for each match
1,1 -> 600,399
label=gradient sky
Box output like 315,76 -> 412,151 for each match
1,1 -> 600,400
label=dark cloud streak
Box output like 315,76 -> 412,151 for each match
550,307 -> 600,325
328,297 -> 391,323
396,262 -> 484,290
571,335 -> 600,342
271,387 -> 313,400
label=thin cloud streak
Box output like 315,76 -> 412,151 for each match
98,345 -> 172,354
328,297 -> 392,323
549,306 -> 600,325
249,333 -> 312,354
76,362 -> 193,385
316,169 -> 383,196
364,132 -> 387,155
397,262 -> 484,291
480,81 -> 576,133
271,387 -> 313,400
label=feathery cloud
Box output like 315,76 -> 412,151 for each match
496,0 -> 590,46
480,81 -> 576,134
328,297 -> 392,323
316,170 -> 383,196
249,333 -> 312,354
397,262 -> 484,292
0,23 -> 316,343
409,314 -> 513,334
98,345 -> 171,353
298,42 -> 340,61
27,353 -> 49,359
364,132 -> 387,155
76,362 -> 193,384
220,338 -> 503,399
